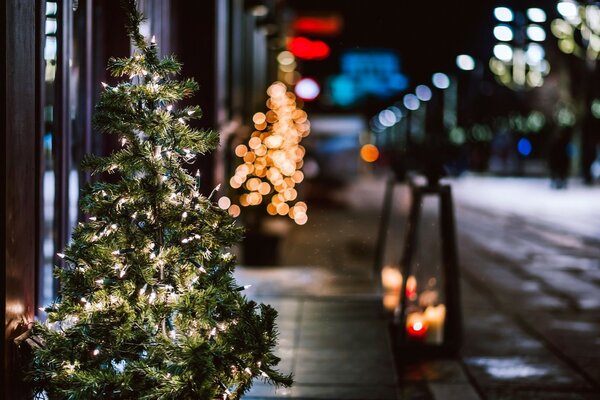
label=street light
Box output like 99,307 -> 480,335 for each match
456,54 -> 475,71
489,6 -> 550,90
552,0 -> 600,59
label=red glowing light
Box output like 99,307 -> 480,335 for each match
288,37 -> 330,60
293,16 -> 343,36
407,316 -> 429,340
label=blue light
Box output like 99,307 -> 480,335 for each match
517,138 -> 532,156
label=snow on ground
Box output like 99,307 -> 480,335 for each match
450,174 -> 600,240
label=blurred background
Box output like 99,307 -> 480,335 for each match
4,0 -> 600,398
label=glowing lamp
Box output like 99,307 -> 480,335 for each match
390,179 -> 462,358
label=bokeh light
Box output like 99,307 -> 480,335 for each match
456,54 -> 475,71
432,72 -> 450,89
360,144 -> 380,163
230,81 -> 310,225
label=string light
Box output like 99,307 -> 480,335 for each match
230,81 -> 310,225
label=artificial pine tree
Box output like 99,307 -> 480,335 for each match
27,1 -> 292,398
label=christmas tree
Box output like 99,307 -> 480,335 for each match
27,1 -> 292,398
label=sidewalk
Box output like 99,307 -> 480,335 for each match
234,175 -> 600,399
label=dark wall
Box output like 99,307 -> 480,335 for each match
171,0 -> 217,195
3,1 -> 38,399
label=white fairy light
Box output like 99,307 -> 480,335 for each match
139,284 -> 148,295
92,348 -> 100,356
148,291 -> 156,304
89,216 -> 97,221
182,211 -> 188,219
166,105 -> 173,112
57,253 -> 65,259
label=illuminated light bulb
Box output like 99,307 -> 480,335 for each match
121,137 -> 127,146
80,297 -> 87,303
493,44 -> 513,62
432,72 -> 450,89
456,54 -> 475,71
182,211 -> 188,219
248,137 -> 262,150
89,216 -> 97,221
112,250 -> 120,255
166,104 -> 173,111
258,182 -> 271,195
139,284 -> 148,295
294,213 -> 308,225
252,112 -> 266,124
218,196 -> 231,210
111,224 -> 118,229
267,203 -> 277,215
527,7 -> 546,23
181,238 -> 189,244
494,6 -> 513,22
255,121 -> 267,131
295,201 -> 307,211
178,118 -> 185,124
235,144 -> 248,157
229,176 -> 242,189
255,145 -> 267,158
93,348 -> 100,356
276,202 -> 290,216
243,152 -> 256,163
101,82 -> 108,88
415,85 -> 432,102
277,50 -> 295,65
526,24 -> 546,42
119,269 -> 126,278
244,367 -> 252,375
187,110 -> 194,115
493,24 -> 514,41
148,291 -> 156,304
228,204 -> 241,218
557,1 -> 578,19
57,253 -> 65,259
292,170 -> 304,183
246,178 -> 260,191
